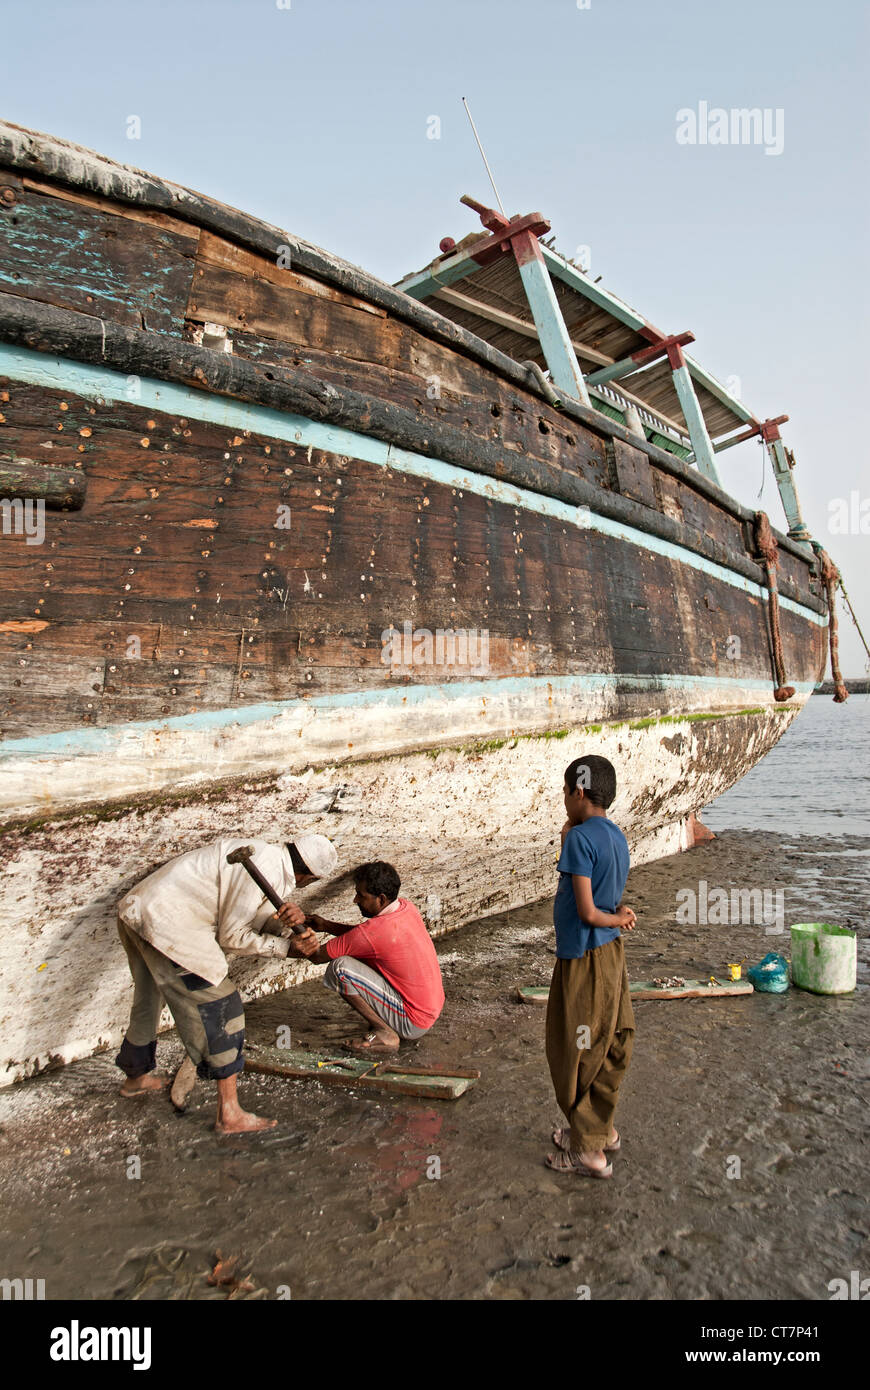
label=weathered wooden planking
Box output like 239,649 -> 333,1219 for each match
193,229 -> 385,316
230,328 -> 615,495
0,121 -> 822,585
244,1047 -> 477,1100
0,175 -> 199,335
21,175 -> 205,236
612,438 -> 659,512
188,259 -> 415,371
0,290 -> 822,619
0,378 -> 823,736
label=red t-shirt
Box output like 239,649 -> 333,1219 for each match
325,898 -> 445,1028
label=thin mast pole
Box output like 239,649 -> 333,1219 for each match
461,97 -> 506,217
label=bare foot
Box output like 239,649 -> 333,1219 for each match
119,1073 -> 167,1098
215,1109 -> 277,1135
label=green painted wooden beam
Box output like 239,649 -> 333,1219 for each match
671,363 -> 722,486
513,232 -> 591,406
766,438 -> 811,543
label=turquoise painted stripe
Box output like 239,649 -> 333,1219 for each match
0,671 -> 815,762
0,345 -> 825,628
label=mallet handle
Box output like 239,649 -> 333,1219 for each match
234,855 -> 306,934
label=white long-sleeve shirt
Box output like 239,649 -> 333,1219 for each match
118,837 -> 297,985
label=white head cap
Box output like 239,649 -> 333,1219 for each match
292,834 -> 338,880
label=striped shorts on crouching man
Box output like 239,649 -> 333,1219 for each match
115,919 -> 245,1081
323,955 -> 428,1039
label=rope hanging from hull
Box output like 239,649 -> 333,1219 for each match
754,511 -> 796,702
811,542 -> 849,703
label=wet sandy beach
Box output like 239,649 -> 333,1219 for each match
0,828 -> 866,1301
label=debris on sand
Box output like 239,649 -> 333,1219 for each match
121,1244 -> 268,1300
207,1250 -> 261,1297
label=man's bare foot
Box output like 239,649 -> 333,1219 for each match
119,1073 -> 167,1097
214,1108 -> 277,1135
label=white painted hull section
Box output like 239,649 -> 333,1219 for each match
1,695 -> 802,1086
0,673 -> 811,822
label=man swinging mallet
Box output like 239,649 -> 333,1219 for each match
114,833 -> 337,1133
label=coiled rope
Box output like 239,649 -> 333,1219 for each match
754,511 -> 796,702
811,541 -> 850,703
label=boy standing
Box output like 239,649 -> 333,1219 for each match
288,861 -> 444,1053
545,755 -> 636,1178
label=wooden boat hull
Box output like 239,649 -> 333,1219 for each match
0,123 -> 826,1083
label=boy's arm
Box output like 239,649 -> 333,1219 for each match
572,875 -> 636,930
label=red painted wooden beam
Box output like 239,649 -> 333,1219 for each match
630,331 -> 696,370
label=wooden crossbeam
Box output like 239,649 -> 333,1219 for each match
0,455 -> 87,510
432,285 -> 614,367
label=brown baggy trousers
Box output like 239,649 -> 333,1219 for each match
545,937 -> 635,1152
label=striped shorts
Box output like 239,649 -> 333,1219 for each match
323,955 -> 428,1040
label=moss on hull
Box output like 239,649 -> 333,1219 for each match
424,705 -> 786,756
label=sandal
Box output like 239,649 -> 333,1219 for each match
342,1032 -> 400,1055
552,1124 -> 621,1153
545,1147 -> 613,1178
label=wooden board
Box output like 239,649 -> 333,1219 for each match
517,979 -> 753,1004
244,1046 -> 477,1100
629,978 -> 754,1000
516,985 -> 551,1004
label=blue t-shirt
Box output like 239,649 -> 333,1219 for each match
553,817 -> 630,959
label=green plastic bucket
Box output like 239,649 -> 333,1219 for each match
790,923 -> 857,995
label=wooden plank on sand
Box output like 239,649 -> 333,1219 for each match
517,979 -> 753,1004
244,1047 -> 477,1100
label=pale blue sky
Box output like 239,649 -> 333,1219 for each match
4,0 -> 868,672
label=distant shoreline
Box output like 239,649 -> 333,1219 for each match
813,679 -> 869,694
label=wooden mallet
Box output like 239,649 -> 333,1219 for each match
225,844 -> 307,933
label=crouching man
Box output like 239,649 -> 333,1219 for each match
287,861 -> 444,1053
115,833 -> 338,1132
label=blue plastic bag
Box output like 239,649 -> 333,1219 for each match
747,951 -> 790,993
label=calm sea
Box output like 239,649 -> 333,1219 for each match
704,693 -> 870,837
